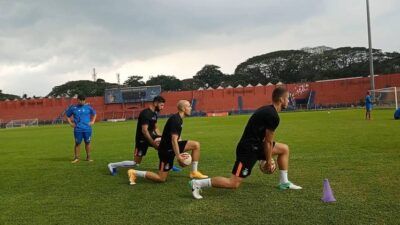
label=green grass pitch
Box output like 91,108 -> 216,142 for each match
1,109 -> 399,225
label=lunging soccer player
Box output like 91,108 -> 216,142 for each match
189,87 -> 302,199
127,100 -> 208,185
107,96 -> 182,175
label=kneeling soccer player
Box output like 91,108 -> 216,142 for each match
127,100 -> 208,185
107,96 -> 177,175
189,87 -> 302,199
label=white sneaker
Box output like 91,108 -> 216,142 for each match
189,180 -> 203,199
277,181 -> 302,190
288,182 -> 302,190
107,163 -> 117,176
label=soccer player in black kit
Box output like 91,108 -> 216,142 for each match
189,87 -> 302,199
107,96 -> 168,175
127,100 -> 208,185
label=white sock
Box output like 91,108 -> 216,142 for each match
135,170 -> 147,178
191,161 -> 198,172
113,161 -> 136,168
194,178 -> 211,188
280,170 -> 289,184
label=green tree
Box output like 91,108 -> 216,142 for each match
146,75 -> 182,91
124,75 -> 145,87
47,80 -> 117,97
234,47 -> 400,83
0,90 -> 20,100
193,65 -> 226,88
226,68 -> 268,87
181,78 -> 205,91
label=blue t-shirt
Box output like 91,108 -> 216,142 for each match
365,95 -> 372,108
394,108 -> 400,120
66,104 -> 96,132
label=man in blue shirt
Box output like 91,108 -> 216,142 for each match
365,91 -> 373,120
66,95 -> 97,163
394,108 -> 400,120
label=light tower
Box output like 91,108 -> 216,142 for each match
366,0 -> 375,98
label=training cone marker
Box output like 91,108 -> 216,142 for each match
321,179 -> 336,203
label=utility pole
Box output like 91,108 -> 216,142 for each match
93,68 -> 97,82
366,0 -> 375,99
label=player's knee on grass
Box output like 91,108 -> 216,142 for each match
230,176 -> 242,189
157,177 -> 167,183
231,179 -> 241,189
156,171 -> 168,183
232,182 -> 241,189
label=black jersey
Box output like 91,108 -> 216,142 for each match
238,105 -> 280,147
135,108 -> 158,142
158,113 -> 183,152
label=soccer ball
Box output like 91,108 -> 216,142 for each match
154,137 -> 161,145
180,153 -> 192,166
259,159 -> 276,174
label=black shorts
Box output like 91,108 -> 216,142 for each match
232,141 -> 275,178
158,140 -> 188,172
134,135 -> 161,157
134,139 -> 150,157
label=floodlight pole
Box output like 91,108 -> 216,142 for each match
366,0 -> 375,99
93,68 -> 97,82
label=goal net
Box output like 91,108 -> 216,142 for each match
370,87 -> 399,109
5,119 -> 39,128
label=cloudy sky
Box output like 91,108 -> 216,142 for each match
1,0 -> 399,96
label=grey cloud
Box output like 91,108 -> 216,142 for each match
0,0 -> 322,65
0,0 -> 399,96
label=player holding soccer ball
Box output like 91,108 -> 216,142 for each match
189,87 -> 302,199
107,96 -> 176,175
127,100 -> 208,185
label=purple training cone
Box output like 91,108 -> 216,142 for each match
321,179 -> 336,203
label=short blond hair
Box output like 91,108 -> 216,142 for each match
177,100 -> 190,111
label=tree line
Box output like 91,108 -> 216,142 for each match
2,46 -> 399,99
